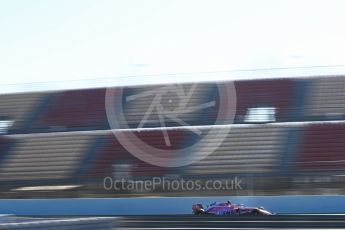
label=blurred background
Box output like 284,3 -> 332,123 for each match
1,74 -> 345,198
1,0 -> 345,228
1,0 -> 345,198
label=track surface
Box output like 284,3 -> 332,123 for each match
119,215 -> 345,229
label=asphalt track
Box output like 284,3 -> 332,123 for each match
2,215 -> 345,229
118,215 -> 345,229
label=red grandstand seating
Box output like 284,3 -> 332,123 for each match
88,130 -> 193,178
298,123 -> 345,170
120,83 -> 223,128
134,129 -> 192,150
234,79 -> 296,122
1,78 -> 298,133
32,88 -> 111,131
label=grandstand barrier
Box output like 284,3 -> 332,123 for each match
0,196 -> 345,215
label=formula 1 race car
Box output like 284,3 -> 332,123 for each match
192,201 -> 274,216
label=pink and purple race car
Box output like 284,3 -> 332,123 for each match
192,201 -> 274,216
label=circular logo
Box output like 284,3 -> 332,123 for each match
105,82 -> 237,167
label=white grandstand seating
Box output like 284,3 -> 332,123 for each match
0,92 -> 46,132
0,133 -> 94,180
305,76 -> 345,117
185,124 -> 287,175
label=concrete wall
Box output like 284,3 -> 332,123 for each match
0,196 -> 345,216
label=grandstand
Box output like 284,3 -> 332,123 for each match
0,76 -> 345,197
185,125 -> 287,175
297,123 -> 345,171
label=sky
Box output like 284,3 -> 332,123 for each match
1,0 -> 345,92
